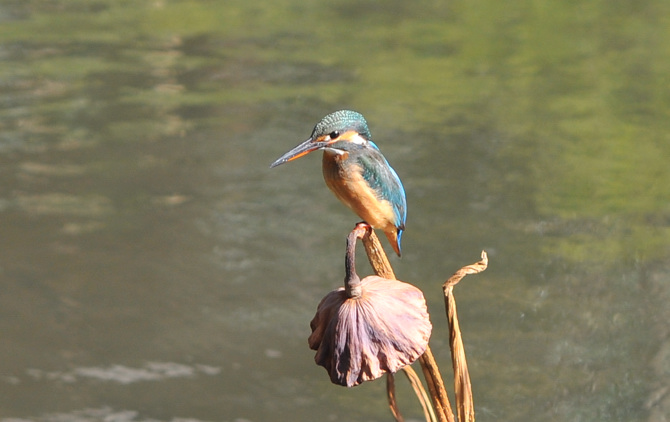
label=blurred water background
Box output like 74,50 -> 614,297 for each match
0,1 -> 669,421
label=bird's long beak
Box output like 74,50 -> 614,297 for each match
270,137 -> 328,168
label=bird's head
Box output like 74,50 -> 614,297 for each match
270,110 -> 373,168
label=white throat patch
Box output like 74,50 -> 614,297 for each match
324,147 -> 346,156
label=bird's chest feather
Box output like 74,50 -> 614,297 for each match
321,150 -> 366,195
321,150 -> 392,229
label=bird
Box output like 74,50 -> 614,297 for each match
270,110 -> 407,256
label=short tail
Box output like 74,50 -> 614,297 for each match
385,228 -> 403,257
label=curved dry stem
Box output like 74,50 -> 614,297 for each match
419,347 -> 454,422
358,222 -> 396,280
357,223 -> 452,421
386,373 -> 404,422
402,365 -> 438,422
442,251 -> 488,422
444,250 -> 488,289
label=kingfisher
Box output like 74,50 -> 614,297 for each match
270,110 -> 407,256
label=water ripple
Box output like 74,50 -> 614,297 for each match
22,362 -> 220,385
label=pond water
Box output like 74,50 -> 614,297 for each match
1,1 -> 669,421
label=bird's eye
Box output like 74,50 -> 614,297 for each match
329,131 -> 340,139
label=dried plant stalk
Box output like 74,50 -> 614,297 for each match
359,224 -> 396,280
386,373 -> 404,422
443,251 -> 488,289
443,251 -> 488,422
419,347 -> 454,422
358,224 -> 453,422
402,366 -> 438,422
354,224 -> 488,422
388,365 -> 438,422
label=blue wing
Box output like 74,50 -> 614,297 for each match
357,146 -> 407,230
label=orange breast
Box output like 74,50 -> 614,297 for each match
321,150 -> 396,233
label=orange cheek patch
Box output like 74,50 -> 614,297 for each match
336,130 -> 365,145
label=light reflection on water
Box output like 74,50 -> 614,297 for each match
0,1 -> 669,421
24,362 -> 221,385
